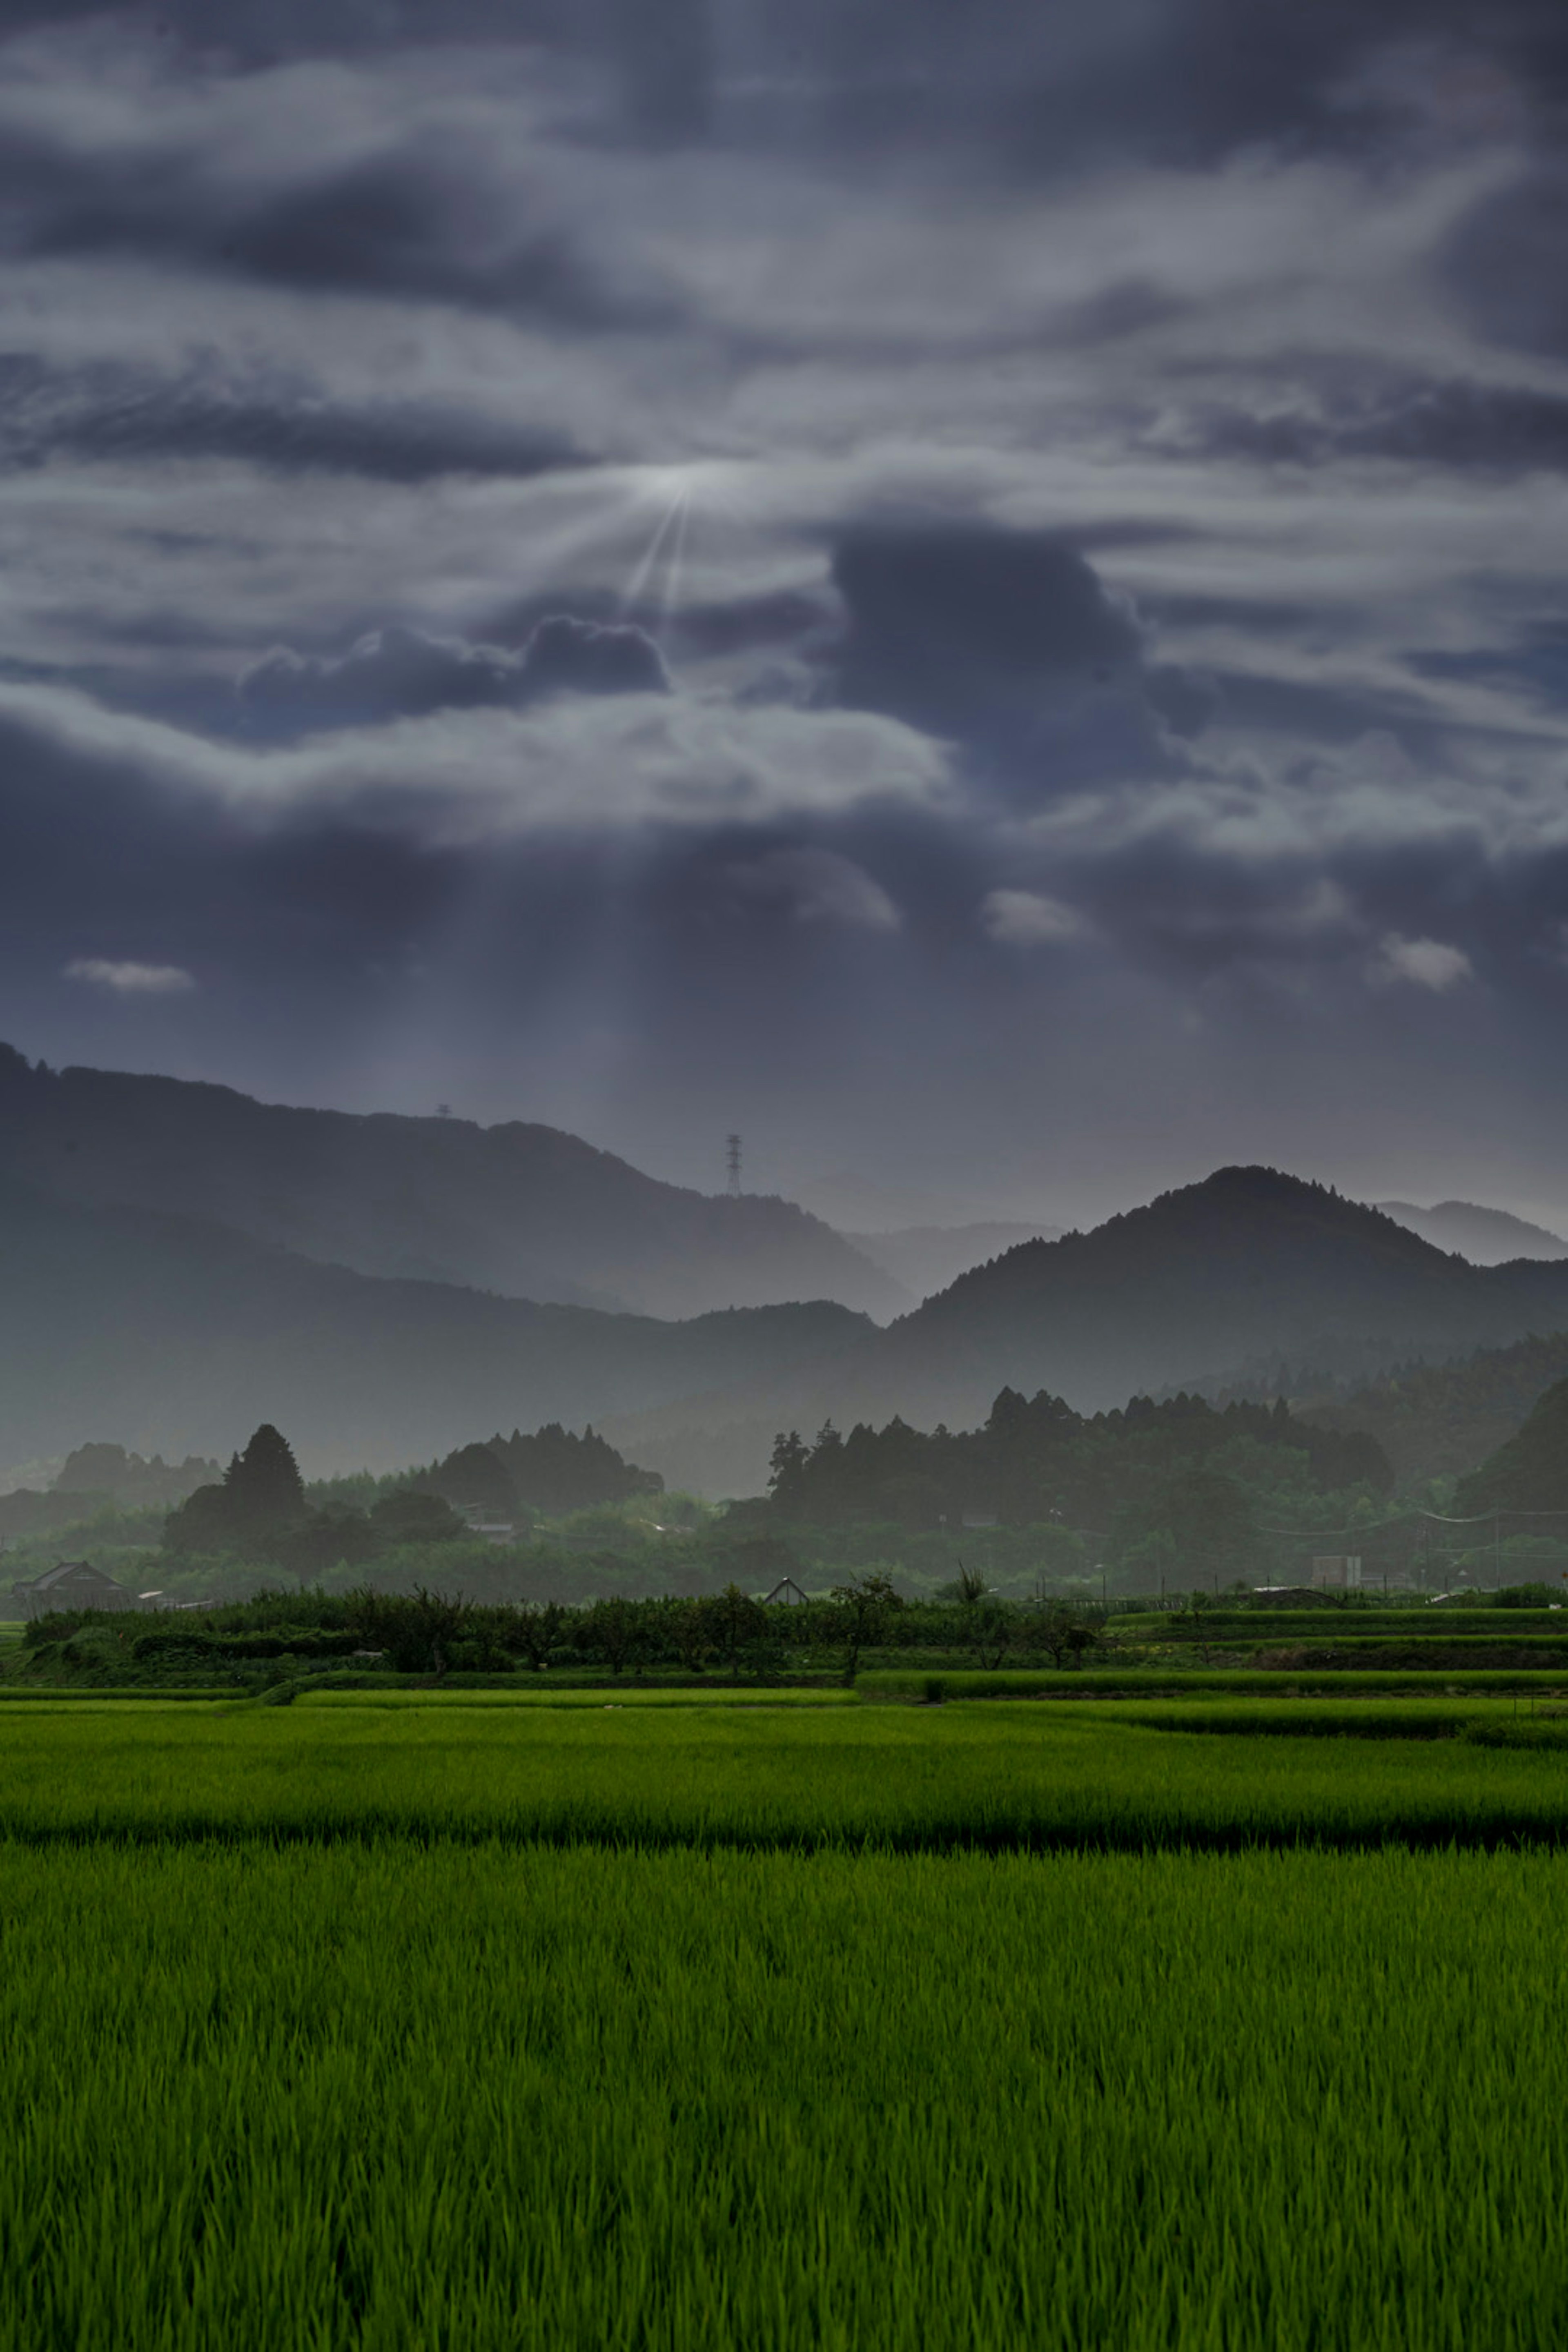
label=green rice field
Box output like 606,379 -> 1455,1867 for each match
4,1693 -> 1568,2346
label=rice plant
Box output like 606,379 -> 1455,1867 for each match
2,1839 -> 1566,2349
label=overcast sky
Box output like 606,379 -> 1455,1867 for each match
4,2 -> 1568,1228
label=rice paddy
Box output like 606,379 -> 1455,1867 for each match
3,1693 -> 1566,2346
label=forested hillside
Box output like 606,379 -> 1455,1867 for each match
1456,1379 -> 1568,1517
1298,1332 -> 1568,1488
0,1045 -> 903,1320
609,1170 -> 1568,1492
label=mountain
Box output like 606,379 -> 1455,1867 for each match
1455,1377 -> 1568,1517
607,1168 -> 1568,1493
846,1223 -> 1065,1301
1376,1199 -> 1568,1265
0,1168 -> 872,1475
0,1045 -> 904,1322
1296,1333 -> 1568,1489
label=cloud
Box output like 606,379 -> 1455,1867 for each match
1440,166 -> 1568,358
1162,375 -> 1568,475
64,957 -> 195,995
981,889 -> 1084,946
0,355 -> 596,486
827,521 -> 1192,800
1371,933 -> 1475,991
239,617 -> 669,734
728,846 -> 901,931
0,674 -> 952,840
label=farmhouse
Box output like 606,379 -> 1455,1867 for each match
11,1559 -> 134,1619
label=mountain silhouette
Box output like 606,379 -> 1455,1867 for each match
846,1221 -> 1065,1300
608,1168 -> 1568,1491
0,1044 -> 905,1322
0,1168 -> 872,1474
1375,1198 -> 1568,1266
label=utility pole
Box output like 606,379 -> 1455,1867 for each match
725,1134 -> 742,1197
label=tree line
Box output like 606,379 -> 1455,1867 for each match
24,1574 -> 1108,1685
763,1387 -> 1392,1544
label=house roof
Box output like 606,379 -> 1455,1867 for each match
19,1559 -> 122,1592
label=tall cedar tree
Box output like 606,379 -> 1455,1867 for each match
223,1423 -> 306,1532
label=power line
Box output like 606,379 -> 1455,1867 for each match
1258,1504 -> 1568,1539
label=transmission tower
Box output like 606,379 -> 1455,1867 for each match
726,1133 -> 742,1197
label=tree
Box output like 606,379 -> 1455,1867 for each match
572,1597 -> 643,1676
828,1572 -> 902,1684
700,1583 -> 769,1682
273,1503 -> 380,1583
658,1597 -> 711,1675
1152,1467 -> 1255,1583
1028,1601 -> 1096,1670
225,1424 -> 307,1533
347,1586 -> 468,1675
510,1601 -> 563,1673
163,1423 -> 307,1556
767,1431 -> 810,1515
417,1442 -> 516,1521
370,1490 -> 465,1546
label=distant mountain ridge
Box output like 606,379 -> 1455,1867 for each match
846,1222 -> 1065,1301
0,1167 -> 872,1474
607,1169 -> 1568,1492
0,1045 -> 904,1322
1375,1199 -> 1568,1265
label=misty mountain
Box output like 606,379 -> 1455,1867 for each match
846,1223 -> 1065,1301
1455,1376 -> 1568,1518
0,1046 -> 905,1322
608,1169 -> 1568,1493
1375,1199 -> 1568,1266
0,1168 -> 871,1475
1297,1332 -> 1568,1490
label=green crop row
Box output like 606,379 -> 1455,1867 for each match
862,1666 -> 1568,1701
6,1695 -> 1568,1851
1112,1610 -> 1568,1637
3,1838 -> 1568,2349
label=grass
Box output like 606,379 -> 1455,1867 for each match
6,1693 -> 1568,1850
862,1665 -> 1568,1699
4,1838 -> 1568,2348
1110,1609 -> 1568,1636
7,1690 -> 1568,2345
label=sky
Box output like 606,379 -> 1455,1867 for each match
3,1 -> 1568,1230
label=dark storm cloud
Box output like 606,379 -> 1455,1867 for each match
829,521 -> 1202,795
9,134 -> 666,334
1440,167 -> 1568,359
0,356 -> 595,485
1167,376 -> 1568,474
240,616 -> 668,733
711,0 -> 1567,171
215,153 -> 664,325
5,1 -> 1568,1215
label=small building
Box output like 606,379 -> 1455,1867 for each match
1311,1555 -> 1363,1590
762,1577 -> 812,1608
12,1559 -> 134,1620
